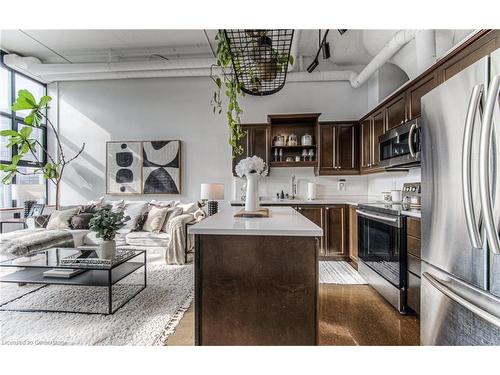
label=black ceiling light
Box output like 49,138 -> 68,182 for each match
338,29 -> 348,35
307,29 -> 330,73
223,29 -> 295,96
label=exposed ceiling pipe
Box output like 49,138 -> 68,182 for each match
288,70 -> 356,83
4,30 -> 417,87
415,30 -> 436,71
3,54 -> 216,76
288,30 -> 301,72
349,30 -> 416,88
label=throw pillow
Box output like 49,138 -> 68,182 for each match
78,204 -> 96,214
117,201 -> 149,234
149,199 -> 174,207
161,207 -> 183,232
46,207 -> 80,230
175,202 -> 197,214
103,199 -> 125,212
142,206 -> 170,233
71,213 -> 94,229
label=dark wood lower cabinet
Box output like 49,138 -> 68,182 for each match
296,204 -> 348,260
324,206 -> 346,258
406,217 -> 421,315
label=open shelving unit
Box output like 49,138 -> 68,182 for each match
268,113 -> 320,168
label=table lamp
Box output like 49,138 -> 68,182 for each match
200,183 -> 224,216
11,184 -> 45,217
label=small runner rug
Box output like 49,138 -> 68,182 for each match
319,261 -> 367,284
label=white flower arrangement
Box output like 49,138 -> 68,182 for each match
235,156 -> 268,178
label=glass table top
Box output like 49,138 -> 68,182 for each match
0,248 -> 144,270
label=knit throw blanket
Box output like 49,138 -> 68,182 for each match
0,229 -> 74,258
165,214 -> 195,265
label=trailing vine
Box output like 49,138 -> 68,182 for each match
211,30 -> 246,156
210,30 -> 294,157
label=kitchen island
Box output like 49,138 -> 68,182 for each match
188,206 -> 323,345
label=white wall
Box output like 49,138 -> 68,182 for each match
49,77 -> 368,205
367,168 -> 421,197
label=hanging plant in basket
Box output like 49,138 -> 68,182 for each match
210,29 -> 294,156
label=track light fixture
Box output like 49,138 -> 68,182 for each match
306,29 -> 330,73
338,29 -> 348,35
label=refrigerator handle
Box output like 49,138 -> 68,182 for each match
479,74 -> 500,254
462,84 -> 484,249
422,272 -> 500,329
408,123 -> 417,158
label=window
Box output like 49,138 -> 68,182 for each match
0,51 -> 48,208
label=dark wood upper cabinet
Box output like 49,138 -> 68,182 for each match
318,122 -> 358,175
324,205 -> 346,258
386,93 -> 407,130
319,125 -> 335,172
232,124 -> 270,176
438,35 -> 499,83
360,119 -> 371,170
336,124 -> 358,172
406,71 -> 438,120
371,111 -> 385,168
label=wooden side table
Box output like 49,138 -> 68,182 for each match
0,218 -> 27,233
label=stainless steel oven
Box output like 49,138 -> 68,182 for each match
379,118 -> 421,169
357,206 -> 407,313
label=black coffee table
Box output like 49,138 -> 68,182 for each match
0,247 -> 146,315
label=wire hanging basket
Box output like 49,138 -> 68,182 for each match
223,29 -> 295,96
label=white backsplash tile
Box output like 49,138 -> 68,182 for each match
232,167 -> 421,201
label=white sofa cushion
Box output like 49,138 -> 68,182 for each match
125,231 -> 170,247
175,202 -> 197,214
117,201 -> 149,234
83,231 -> 126,246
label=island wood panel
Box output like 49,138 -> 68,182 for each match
195,234 -> 318,345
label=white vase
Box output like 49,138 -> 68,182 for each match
98,240 -> 116,259
245,173 -> 260,211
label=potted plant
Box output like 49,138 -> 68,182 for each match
88,206 -> 130,259
235,156 -> 268,212
0,90 -> 85,209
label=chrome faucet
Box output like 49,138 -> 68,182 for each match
291,175 -> 297,199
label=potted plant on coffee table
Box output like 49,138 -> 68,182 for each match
89,206 -> 130,259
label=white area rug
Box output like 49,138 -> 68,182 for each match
0,251 -> 193,346
319,261 -> 367,284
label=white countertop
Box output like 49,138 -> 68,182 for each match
230,195 -> 380,207
188,206 -> 323,237
402,210 -> 421,219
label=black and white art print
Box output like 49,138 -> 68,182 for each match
142,140 -> 181,194
106,141 -> 142,194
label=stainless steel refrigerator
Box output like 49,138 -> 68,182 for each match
421,47 -> 500,345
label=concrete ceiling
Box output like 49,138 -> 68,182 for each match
0,29 -> 378,66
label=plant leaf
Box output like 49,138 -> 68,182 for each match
0,129 -> 19,137
38,95 -> 52,108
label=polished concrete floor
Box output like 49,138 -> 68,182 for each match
166,284 -> 420,346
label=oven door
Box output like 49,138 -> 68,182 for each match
357,209 -> 405,288
379,119 -> 421,168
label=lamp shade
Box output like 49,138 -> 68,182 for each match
11,184 -> 45,200
200,183 -> 224,200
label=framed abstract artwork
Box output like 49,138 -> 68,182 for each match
106,141 -> 143,194
142,140 -> 181,194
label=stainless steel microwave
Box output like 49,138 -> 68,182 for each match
379,118 -> 421,169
